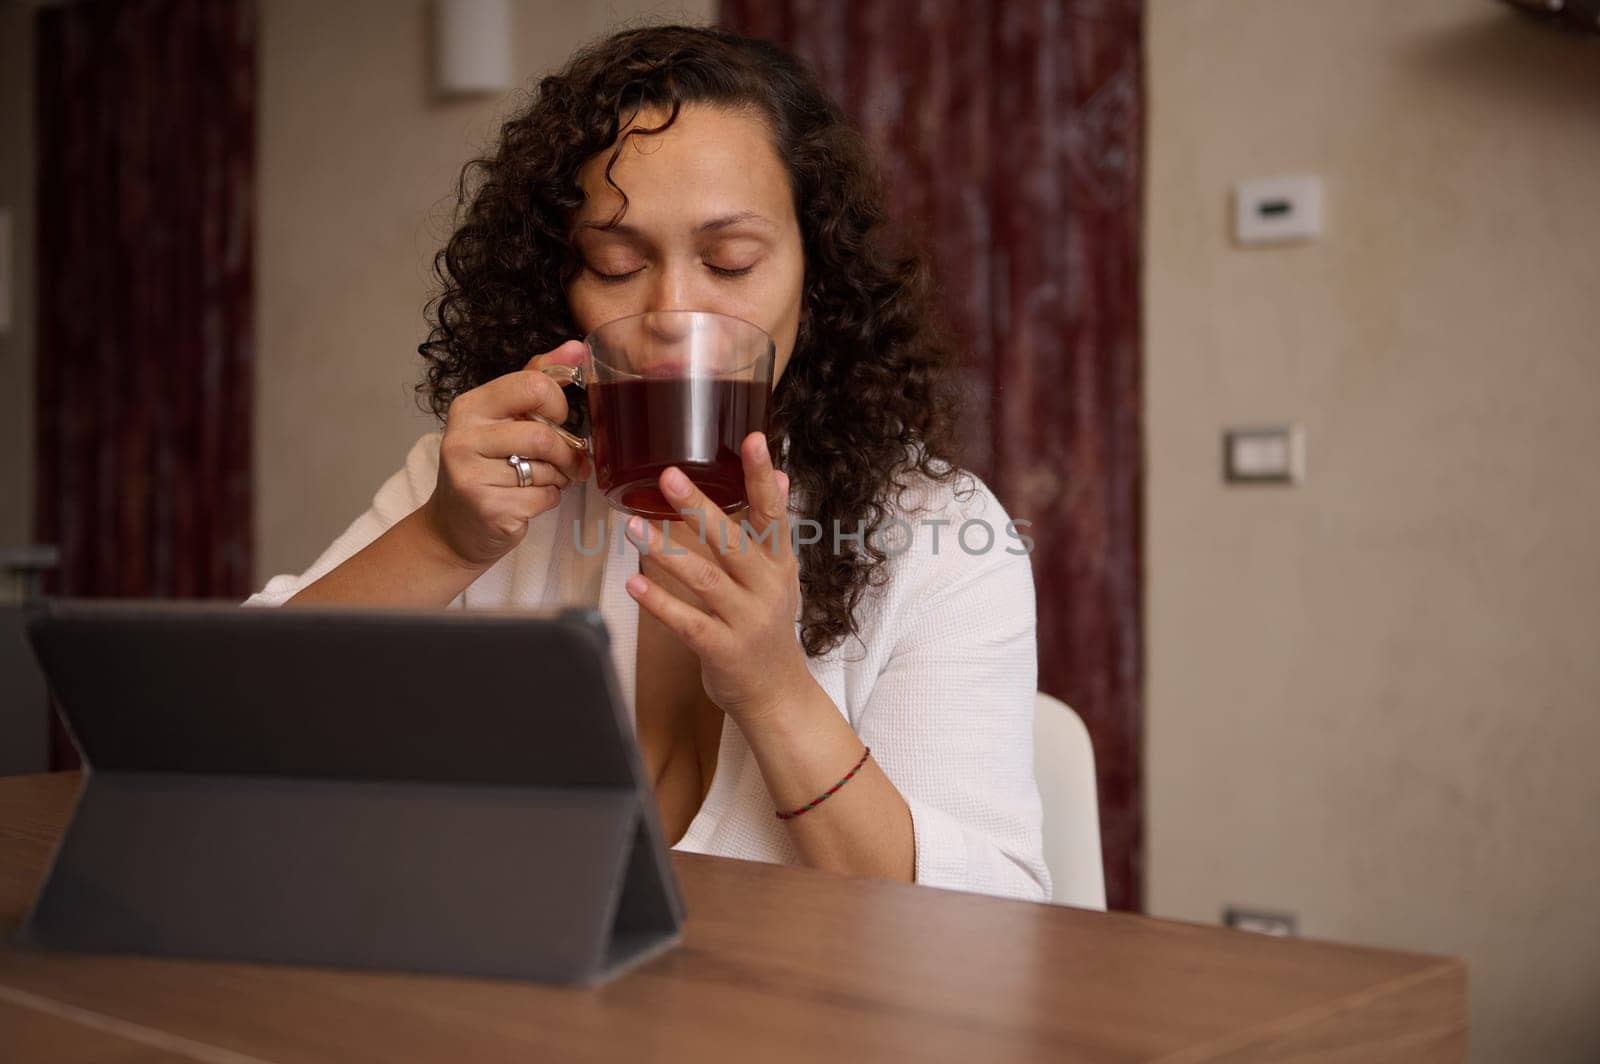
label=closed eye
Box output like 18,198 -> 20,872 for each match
590,265 -> 644,284
707,263 -> 755,279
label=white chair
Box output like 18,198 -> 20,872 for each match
1034,692 -> 1107,910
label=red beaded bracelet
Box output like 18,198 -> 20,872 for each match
775,746 -> 872,820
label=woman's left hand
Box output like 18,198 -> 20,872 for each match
623,431 -> 811,726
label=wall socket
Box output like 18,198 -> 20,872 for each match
1224,425 -> 1304,485
1223,906 -> 1298,937
1233,175 -> 1323,246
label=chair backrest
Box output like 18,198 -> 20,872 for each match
1034,692 -> 1106,910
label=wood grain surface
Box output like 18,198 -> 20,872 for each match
0,774 -> 1465,1061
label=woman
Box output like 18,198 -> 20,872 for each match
247,25 -> 1050,902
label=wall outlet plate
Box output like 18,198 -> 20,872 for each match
1233,175 -> 1323,246
1224,906 -> 1298,937
1224,425 -> 1305,485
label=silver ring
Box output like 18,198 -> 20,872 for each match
507,454 -> 534,488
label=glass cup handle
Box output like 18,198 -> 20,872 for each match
532,363 -> 589,451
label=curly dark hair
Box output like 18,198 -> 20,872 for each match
418,24 -> 967,657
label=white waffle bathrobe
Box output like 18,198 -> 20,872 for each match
246,432 -> 1051,903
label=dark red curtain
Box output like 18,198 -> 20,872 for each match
722,1 -> 1145,910
35,0 -> 256,767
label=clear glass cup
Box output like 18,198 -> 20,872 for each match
536,310 -> 776,519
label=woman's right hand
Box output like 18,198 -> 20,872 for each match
420,340 -> 592,570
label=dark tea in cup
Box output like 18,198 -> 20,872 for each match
536,310 -> 776,520
588,376 -> 770,516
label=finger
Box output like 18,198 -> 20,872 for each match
489,456 -> 569,491
772,470 -> 792,555
656,466 -> 758,581
449,369 -> 568,426
520,340 -> 587,428
623,515 -> 746,621
451,339 -> 584,425
523,338 -> 586,373
624,571 -> 724,657
739,432 -> 788,556
467,420 -> 587,481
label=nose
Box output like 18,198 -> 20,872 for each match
639,261 -> 717,347
616,263 -> 681,353
636,314 -> 691,352
644,260 -> 696,315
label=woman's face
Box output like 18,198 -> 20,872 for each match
566,104 -> 806,382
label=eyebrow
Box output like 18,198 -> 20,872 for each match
575,210 -> 777,236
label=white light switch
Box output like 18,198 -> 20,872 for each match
1225,425 -> 1304,484
1233,176 -> 1323,246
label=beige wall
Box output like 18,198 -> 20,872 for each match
1145,3 -> 1600,1061
0,3 -> 34,548
255,0 -> 713,582
0,0 -> 718,566
9,1 -> 1599,1055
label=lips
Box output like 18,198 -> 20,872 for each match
637,357 -> 694,379
587,310 -> 770,377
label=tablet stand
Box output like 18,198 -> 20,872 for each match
19,601 -> 685,987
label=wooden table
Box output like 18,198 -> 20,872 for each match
0,773 -> 1465,1062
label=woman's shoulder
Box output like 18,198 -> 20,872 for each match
813,451 -> 1034,670
883,445 -> 1029,555
863,451 -> 1037,618
885,452 -> 1010,526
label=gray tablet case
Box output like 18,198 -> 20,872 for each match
18,599 -> 685,987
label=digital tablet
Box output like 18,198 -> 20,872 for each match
20,599 -> 684,986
